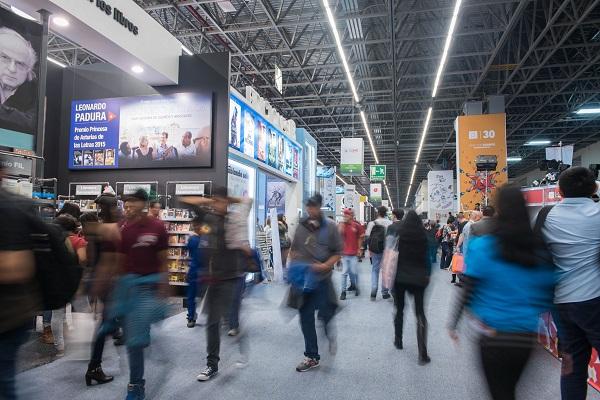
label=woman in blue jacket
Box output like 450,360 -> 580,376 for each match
448,185 -> 555,400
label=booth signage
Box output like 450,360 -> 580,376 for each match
370,165 -> 386,181
316,166 -> 336,211
340,138 -> 364,176
75,184 -> 103,196
87,0 -> 140,35
370,183 -> 382,202
428,170 -> 454,219
344,184 -> 357,210
123,183 -> 152,195
382,199 -> 389,208
0,154 -> 33,177
175,183 -> 205,196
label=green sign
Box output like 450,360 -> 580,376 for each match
370,165 -> 386,181
340,164 -> 363,175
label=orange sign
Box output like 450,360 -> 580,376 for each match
456,113 -> 507,211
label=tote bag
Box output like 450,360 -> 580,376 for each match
381,236 -> 399,289
451,253 -> 465,273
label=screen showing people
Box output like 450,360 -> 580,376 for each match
69,92 -> 213,169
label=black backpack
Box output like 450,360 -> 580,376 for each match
30,221 -> 83,310
368,223 -> 386,254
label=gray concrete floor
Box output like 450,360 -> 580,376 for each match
15,260 -> 600,400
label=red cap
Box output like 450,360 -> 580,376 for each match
343,208 -> 354,216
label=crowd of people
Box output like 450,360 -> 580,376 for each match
1,163 -> 600,400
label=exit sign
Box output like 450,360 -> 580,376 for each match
370,165 -> 386,181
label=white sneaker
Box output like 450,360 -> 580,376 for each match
227,328 -> 239,337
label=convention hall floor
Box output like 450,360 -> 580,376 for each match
16,260 -> 600,400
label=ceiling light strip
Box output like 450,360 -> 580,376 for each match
47,57 -> 66,68
415,107 -> 433,164
360,111 -> 380,164
431,0 -> 463,98
404,184 -> 412,207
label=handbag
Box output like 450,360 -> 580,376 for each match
285,285 -> 304,310
451,253 -> 465,273
381,236 -> 399,289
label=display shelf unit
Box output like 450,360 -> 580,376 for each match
161,208 -> 193,286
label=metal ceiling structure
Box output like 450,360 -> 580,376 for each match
48,0 -> 600,206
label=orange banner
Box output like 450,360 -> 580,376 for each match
456,113 -> 507,211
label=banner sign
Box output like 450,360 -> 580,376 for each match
229,95 -> 301,180
456,113 -> 507,211
340,138 -> 364,176
0,153 -> 33,177
317,165 -> 336,211
227,159 -> 256,244
123,183 -> 152,195
68,92 -> 213,170
266,178 -> 286,215
382,199 -> 389,208
370,183 -> 382,202
428,170 -> 454,220
370,165 -> 386,181
344,184 -> 357,210
175,183 -> 205,195
75,184 -> 103,196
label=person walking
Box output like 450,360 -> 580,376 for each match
392,210 -> 432,365
339,208 -> 365,300
453,211 -> 482,285
539,167 -> 600,400
366,206 -> 392,300
186,217 -> 204,328
440,216 -> 456,272
386,209 -> 405,238
289,194 -> 342,372
448,185 -> 554,400
425,221 -> 438,265
278,214 -> 291,269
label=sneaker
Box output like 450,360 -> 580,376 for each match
382,293 -> 391,300
394,337 -> 403,350
228,328 -> 239,337
235,355 -> 249,369
339,291 -> 346,301
355,287 -> 360,296
296,357 -> 319,372
418,355 -> 431,366
197,365 -> 218,381
187,319 -> 196,328
347,284 -> 356,292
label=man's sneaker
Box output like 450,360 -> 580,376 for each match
340,291 -> 346,301
382,293 -> 391,300
418,355 -> 431,366
228,328 -> 239,337
197,366 -> 218,381
296,357 -> 319,372
187,319 -> 196,328
347,284 -> 356,292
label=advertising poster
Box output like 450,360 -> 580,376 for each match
292,146 -> 300,179
267,127 -> 277,167
428,170 -> 454,220
242,110 -> 255,158
340,138 -> 364,176
69,92 -> 213,169
266,178 -> 286,215
229,98 -> 241,150
256,119 -> 267,162
228,159 -> 256,246
0,7 -> 43,151
370,183 -> 382,203
317,165 -> 336,211
456,113 -> 507,211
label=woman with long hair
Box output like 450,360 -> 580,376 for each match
393,210 -> 431,365
448,185 -> 554,400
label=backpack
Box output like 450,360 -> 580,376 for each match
31,221 -> 83,310
368,223 -> 386,254
435,228 -> 443,241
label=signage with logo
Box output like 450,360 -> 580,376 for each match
123,183 -> 152,195
175,183 -> 205,195
343,184 -> 357,210
75,184 -> 103,196
370,183 -> 382,202
370,165 -> 386,181
340,138 -> 364,176
317,166 -> 336,211
87,0 -> 139,35
0,153 -> 33,177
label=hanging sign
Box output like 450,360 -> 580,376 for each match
175,183 -> 205,195
123,183 -> 151,195
382,200 -> 389,208
317,166 -> 336,211
75,184 -> 103,196
370,183 -> 382,202
370,165 -> 386,181
340,138 -> 364,176
343,184 -> 356,210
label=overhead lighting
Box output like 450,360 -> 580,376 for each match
181,45 -> 193,56
317,159 -> 324,165
131,65 -> 144,74
409,164 -> 417,185
432,0 -> 463,98
47,57 -> 66,68
507,156 -> 522,162
415,107 -> 433,163
216,1 -> 236,12
11,6 -> 36,21
53,16 -> 69,27
360,111 -> 379,164
404,184 -> 413,207
336,174 -> 348,185
384,181 -> 394,209
576,107 -> 600,115
525,140 -> 551,146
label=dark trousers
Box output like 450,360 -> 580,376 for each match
0,325 -> 28,400
393,282 -> 427,358
440,242 -> 453,269
299,280 -> 336,360
555,295 -> 600,400
205,279 -> 237,369
127,346 -> 144,385
228,277 -> 245,330
479,333 -> 535,400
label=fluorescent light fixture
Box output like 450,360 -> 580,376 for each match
409,164 -> 417,185
525,140 -> 551,146
181,45 -> 193,56
336,174 -> 348,185
431,0 -> 463,98
131,65 -> 144,74
216,1 -> 236,13
53,16 -> 69,27
47,57 -> 66,68
415,107 -> 433,163
576,108 -> 600,115
360,111 -> 380,164
11,6 -> 36,21
317,159 -> 324,165
507,157 -> 522,162
404,184 -> 413,207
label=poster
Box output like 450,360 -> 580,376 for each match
242,111 -> 255,158
428,170 -> 454,220
370,183 -> 382,202
0,7 -> 43,151
69,92 -> 213,169
456,113 -> 507,211
229,98 -> 241,150
227,159 -> 256,247
340,138 -> 364,176
266,179 -> 286,215
317,165 -> 336,211
344,184 -> 357,210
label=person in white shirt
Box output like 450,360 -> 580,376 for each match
365,206 -> 393,300
178,131 -> 196,158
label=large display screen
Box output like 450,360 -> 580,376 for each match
69,92 -> 213,169
229,95 -> 301,180
0,7 -> 43,150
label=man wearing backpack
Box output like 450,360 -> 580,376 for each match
366,206 -> 392,300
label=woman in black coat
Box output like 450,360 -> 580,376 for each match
393,210 -> 432,365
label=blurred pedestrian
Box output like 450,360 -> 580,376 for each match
186,217 -> 204,328
339,208 -> 365,300
453,211 -> 482,285
366,206 -> 392,300
539,167 -> 600,399
278,214 -> 291,269
440,216 -> 456,273
289,194 -> 342,372
148,201 -> 161,219
470,206 -> 495,237
448,185 -> 554,400
386,209 -> 405,238
392,210 -> 432,365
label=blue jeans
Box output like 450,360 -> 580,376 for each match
555,295 -> 600,400
428,244 -> 437,264
299,280 -> 336,360
340,256 -> 359,292
127,346 -> 144,385
370,253 -> 388,296
0,325 -> 28,400
186,267 -> 199,321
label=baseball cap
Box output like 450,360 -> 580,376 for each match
343,208 -> 354,216
123,188 -> 149,202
